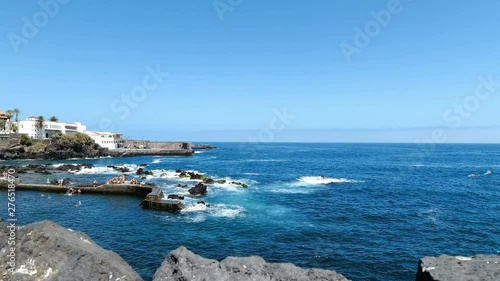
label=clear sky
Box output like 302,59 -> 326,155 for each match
1,0 -> 500,142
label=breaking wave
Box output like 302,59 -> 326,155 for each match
297,176 -> 362,185
181,203 -> 245,219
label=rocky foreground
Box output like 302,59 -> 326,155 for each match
416,255 -> 500,281
0,220 -> 349,281
1,220 -> 498,281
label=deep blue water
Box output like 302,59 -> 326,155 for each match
1,143 -> 499,281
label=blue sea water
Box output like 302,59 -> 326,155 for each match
1,143 -> 499,281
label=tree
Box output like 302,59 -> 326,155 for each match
49,116 -> 59,122
10,123 -> 18,133
5,110 -> 14,122
0,119 -> 5,131
20,134 -> 32,146
13,108 -> 20,122
35,116 -> 45,139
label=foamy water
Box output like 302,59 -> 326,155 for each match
297,176 -> 361,185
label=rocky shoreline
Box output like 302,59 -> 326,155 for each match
0,141 -> 194,160
1,220 -> 498,281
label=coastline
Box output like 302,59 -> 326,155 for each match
0,143 -> 498,280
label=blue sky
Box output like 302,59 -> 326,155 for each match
1,0 -> 500,142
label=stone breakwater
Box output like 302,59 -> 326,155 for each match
0,220 -> 498,281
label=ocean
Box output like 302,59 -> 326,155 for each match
1,143 -> 499,281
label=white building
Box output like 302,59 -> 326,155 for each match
16,116 -> 87,139
85,131 -> 124,150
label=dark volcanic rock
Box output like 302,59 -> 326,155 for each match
231,181 -> 249,188
107,165 -> 130,173
203,177 -> 215,184
188,183 -> 207,196
136,168 -> 145,175
416,255 -> 500,281
188,172 -> 204,180
0,220 -> 142,281
56,164 -> 94,172
153,246 -> 350,281
167,194 -> 184,200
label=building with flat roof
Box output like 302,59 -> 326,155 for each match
17,116 -> 87,139
85,131 -> 124,150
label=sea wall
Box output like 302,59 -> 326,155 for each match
117,140 -> 193,156
123,140 -> 191,151
0,134 -> 21,149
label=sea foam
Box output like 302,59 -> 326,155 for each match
297,176 -> 361,185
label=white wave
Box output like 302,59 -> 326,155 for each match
180,203 -> 245,219
194,151 -> 204,154
243,172 -> 261,176
181,203 -> 209,213
297,176 -> 361,185
151,159 -> 162,164
211,204 -> 245,218
71,166 -> 117,175
269,188 -> 313,194
412,165 -> 425,167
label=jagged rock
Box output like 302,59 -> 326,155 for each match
215,179 -> 227,184
231,181 -> 249,188
416,255 -> 500,281
177,184 -> 188,188
56,164 -> 94,172
107,165 -> 130,173
203,177 -> 215,184
167,194 -> 184,200
179,172 -> 189,178
153,246 -> 350,281
136,168 -> 145,175
0,220 -> 143,281
188,172 -> 204,180
197,201 -> 211,207
188,183 -> 207,196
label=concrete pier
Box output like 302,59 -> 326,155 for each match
0,180 -> 154,197
141,188 -> 184,213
